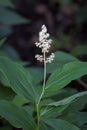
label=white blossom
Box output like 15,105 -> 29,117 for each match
35,54 -> 44,62
46,53 -> 55,63
35,25 -> 55,63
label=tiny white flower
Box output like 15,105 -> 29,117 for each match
35,25 -> 55,63
46,53 -> 55,63
35,54 -> 44,62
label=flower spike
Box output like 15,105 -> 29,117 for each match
35,25 -> 55,63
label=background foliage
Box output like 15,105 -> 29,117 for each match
0,0 -> 87,130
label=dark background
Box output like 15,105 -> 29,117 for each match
0,0 -> 87,65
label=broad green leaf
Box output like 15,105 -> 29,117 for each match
12,95 -> 28,107
0,24 -> 12,37
64,94 -> 87,112
23,105 -> 34,117
0,56 -> 38,102
0,8 -> 29,25
50,88 -> 77,101
40,121 -> 53,130
42,91 -> 87,118
60,112 -> 87,127
0,45 -> 20,60
0,0 -> 13,7
29,67 -> 43,84
41,105 -> 68,118
40,99 -> 54,107
48,91 -> 87,106
43,119 -> 80,130
45,61 -> 87,96
41,89 -> 82,118
0,100 -> 36,130
47,51 -> 78,73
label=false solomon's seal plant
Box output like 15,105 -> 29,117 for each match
0,25 -> 87,130
35,25 -> 55,130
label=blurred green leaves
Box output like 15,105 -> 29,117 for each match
0,0 -> 29,37
71,45 -> 87,56
0,7 -> 28,25
0,0 -> 13,7
47,51 -> 78,73
0,44 -> 20,60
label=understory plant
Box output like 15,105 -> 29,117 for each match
0,25 -> 87,130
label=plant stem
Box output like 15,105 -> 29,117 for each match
36,52 -> 46,130
36,103 -> 40,130
38,52 -> 46,104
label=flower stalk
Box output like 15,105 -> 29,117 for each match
35,25 -> 55,130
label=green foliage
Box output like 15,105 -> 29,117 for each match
43,119 -> 80,130
0,100 -> 36,130
60,112 -> 87,127
48,91 -> 87,106
0,56 -> 38,102
71,45 -> 87,56
0,0 -> 29,37
0,0 -> 13,7
0,38 -> 6,47
0,44 -> 20,60
0,7 -> 28,25
45,61 -> 87,97
47,51 -> 78,73
0,52 -> 87,130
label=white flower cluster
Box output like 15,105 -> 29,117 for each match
46,53 -> 55,63
35,25 -> 55,63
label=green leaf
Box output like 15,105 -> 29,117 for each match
40,121 -> 53,130
43,119 -> 80,130
41,89 -> 84,118
0,100 -> 36,130
0,8 -> 29,25
12,95 -> 28,107
48,91 -> 87,106
45,61 -> 87,96
60,112 -> 87,127
47,51 -> 78,73
0,38 -> 6,47
29,67 -> 43,84
41,105 -> 68,118
0,0 -> 13,7
0,24 -> 12,37
0,56 -> 38,102
0,44 -> 20,60
64,94 -> 87,112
